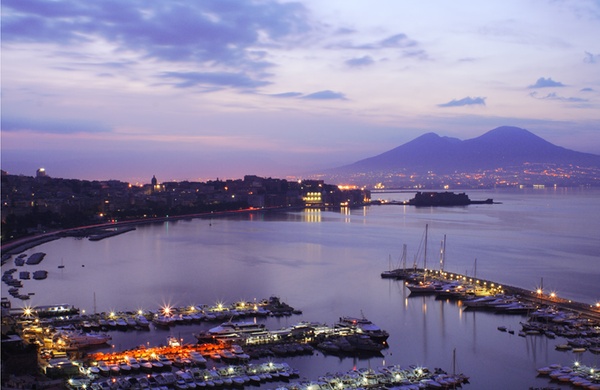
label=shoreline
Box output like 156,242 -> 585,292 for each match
1,206 -> 298,255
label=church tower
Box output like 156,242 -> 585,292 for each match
151,175 -> 160,192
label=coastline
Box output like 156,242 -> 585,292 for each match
1,206 -> 297,255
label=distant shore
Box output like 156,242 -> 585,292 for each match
1,206 -> 296,255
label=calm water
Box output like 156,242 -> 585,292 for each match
3,187 -> 600,389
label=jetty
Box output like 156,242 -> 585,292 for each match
390,268 -> 600,323
88,226 -> 136,241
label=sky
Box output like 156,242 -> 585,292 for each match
2,0 -> 600,183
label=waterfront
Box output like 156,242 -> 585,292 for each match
2,187 -> 600,389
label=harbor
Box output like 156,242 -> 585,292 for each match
3,265 -> 600,389
5,295 -> 474,389
2,191 -> 600,389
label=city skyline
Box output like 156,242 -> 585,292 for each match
2,0 -> 600,182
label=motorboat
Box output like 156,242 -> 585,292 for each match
56,331 -> 112,347
336,315 -> 389,343
135,315 -> 150,328
207,321 -> 266,337
406,281 -> 443,294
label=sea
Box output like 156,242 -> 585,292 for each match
2,187 -> 600,389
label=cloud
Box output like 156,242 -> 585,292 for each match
1,0 -> 312,75
345,56 -> 375,68
529,92 -> 588,103
329,33 -> 418,50
438,97 -> 486,107
268,92 -> 304,98
584,51 -> 600,64
527,77 -> 565,88
159,71 -> 271,89
580,88 -> 594,92
2,116 -> 111,134
302,90 -> 347,100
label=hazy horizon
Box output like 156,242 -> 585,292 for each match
2,1 -> 600,182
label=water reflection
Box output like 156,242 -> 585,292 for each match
2,189 -> 599,389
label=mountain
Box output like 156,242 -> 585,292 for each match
328,126 -> 600,176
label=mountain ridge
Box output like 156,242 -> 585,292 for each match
328,126 -> 600,176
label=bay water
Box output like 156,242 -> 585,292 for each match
3,187 -> 600,389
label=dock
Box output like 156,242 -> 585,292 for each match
88,226 -> 137,241
393,268 -> 600,322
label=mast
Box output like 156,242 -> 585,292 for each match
440,234 -> 446,272
423,224 -> 428,270
402,244 -> 407,271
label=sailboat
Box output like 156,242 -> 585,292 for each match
380,244 -> 408,279
58,258 -> 65,269
406,225 -> 442,294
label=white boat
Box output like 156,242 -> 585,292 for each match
57,331 -> 112,347
136,315 -> 151,328
115,318 -> 128,329
153,315 -> 174,328
125,356 -> 141,371
207,321 -> 266,336
188,351 -> 207,366
336,314 -> 389,342
462,295 -> 500,307
406,281 -> 443,294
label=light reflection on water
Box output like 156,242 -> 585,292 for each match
2,188 -> 600,389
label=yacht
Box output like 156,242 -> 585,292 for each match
57,331 -> 112,347
207,321 -> 266,337
406,281 -> 443,294
336,315 -> 389,343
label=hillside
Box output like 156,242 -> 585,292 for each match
331,126 -> 600,174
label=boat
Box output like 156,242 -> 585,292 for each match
115,317 -> 128,330
125,356 -> 141,372
207,321 -> 266,337
56,331 -> 112,347
555,344 -> 572,351
462,295 -> 500,308
153,314 -> 174,328
188,351 -> 207,366
26,252 -> 46,265
32,270 -> 48,280
97,361 -> 110,376
406,281 -> 443,294
336,314 -> 389,343
135,315 -> 151,328
138,357 -> 154,373
167,336 -> 181,347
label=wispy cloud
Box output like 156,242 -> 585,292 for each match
580,87 -> 595,92
329,33 -> 419,50
302,90 -> 347,100
345,56 -> 375,68
527,77 -> 565,88
583,51 -> 600,64
529,92 -> 588,103
159,71 -> 271,89
438,97 -> 486,107
2,116 -> 111,134
268,92 -> 304,98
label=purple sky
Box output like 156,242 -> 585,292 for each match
2,0 -> 600,184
